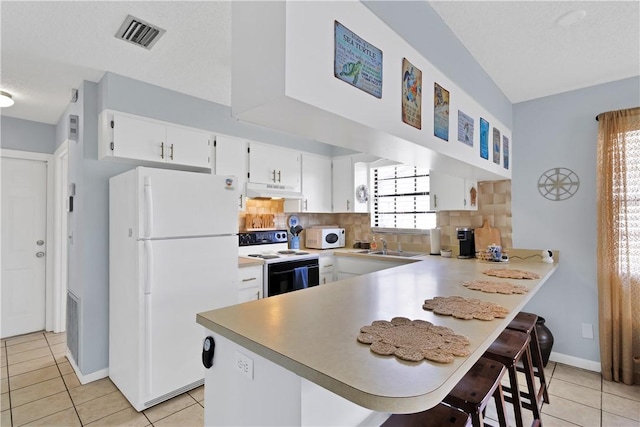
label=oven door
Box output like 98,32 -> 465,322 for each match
266,258 -> 320,297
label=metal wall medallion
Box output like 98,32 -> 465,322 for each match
537,167 -> 580,201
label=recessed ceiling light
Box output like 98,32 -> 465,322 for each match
556,10 -> 587,27
0,91 -> 14,108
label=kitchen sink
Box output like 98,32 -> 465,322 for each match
356,250 -> 424,258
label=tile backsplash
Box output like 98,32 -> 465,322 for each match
240,179 -> 512,252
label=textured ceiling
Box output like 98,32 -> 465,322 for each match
0,1 -> 230,124
429,1 -> 640,103
0,1 -> 638,125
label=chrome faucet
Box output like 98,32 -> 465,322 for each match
381,238 -> 387,255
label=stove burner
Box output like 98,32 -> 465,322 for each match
277,250 -> 296,254
248,254 -> 281,259
295,251 -> 309,255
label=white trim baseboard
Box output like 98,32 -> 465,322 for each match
66,350 -> 109,385
549,351 -> 601,373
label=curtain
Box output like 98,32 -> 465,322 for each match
596,106 -> 640,385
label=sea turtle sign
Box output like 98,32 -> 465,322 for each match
334,21 -> 383,98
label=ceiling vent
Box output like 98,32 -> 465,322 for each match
115,15 -> 166,50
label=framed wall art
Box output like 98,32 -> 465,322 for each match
401,58 -> 422,129
492,127 -> 501,165
503,135 -> 510,169
334,21 -> 383,98
457,110 -> 474,147
433,83 -> 450,141
479,118 -> 489,159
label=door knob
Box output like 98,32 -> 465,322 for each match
36,240 -> 45,246
36,251 -> 45,258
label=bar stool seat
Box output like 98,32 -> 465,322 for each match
381,403 -> 471,427
443,356 -> 509,427
507,312 -> 550,405
484,329 -> 542,427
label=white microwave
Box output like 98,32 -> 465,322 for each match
305,228 -> 345,249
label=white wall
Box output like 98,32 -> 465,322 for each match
232,1 -> 512,181
513,76 -> 640,365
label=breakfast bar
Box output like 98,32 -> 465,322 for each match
197,254 -> 558,426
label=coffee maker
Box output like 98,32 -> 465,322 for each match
456,227 -> 475,259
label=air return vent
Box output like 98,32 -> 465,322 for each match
116,15 -> 166,50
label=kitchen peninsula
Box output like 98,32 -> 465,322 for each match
197,254 -> 558,426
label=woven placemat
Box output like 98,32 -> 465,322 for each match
463,280 -> 529,295
357,317 -> 470,363
422,296 -> 510,320
483,268 -> 540,280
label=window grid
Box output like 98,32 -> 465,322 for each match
372,165 -> 436,231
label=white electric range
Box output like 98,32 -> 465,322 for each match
238,230 -> 320,297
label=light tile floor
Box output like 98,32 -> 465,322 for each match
1,331 -> 639,426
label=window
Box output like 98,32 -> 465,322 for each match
371,164 -> 436,231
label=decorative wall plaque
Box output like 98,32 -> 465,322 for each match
537,167 -> 580,201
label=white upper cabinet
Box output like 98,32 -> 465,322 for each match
248,142 -> 301,191
332,156 -> 354,213
285,153 -> 332,213
332,156 -> 371,213
429,171 -> 477,211
99,110 -> 213,170
214,135 -> 248,212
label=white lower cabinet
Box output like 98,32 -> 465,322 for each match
319,255 -> 335,285
238,264 -> 263,303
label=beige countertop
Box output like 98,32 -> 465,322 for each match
237,257 -> 264,267
210,255 -> 558,413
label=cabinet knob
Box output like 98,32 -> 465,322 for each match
271,170 -> 276,183
277,170 -> 281,183
160,142 -> 165,159
170,144 -> 174,160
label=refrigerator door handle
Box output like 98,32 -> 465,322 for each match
144,240 -> 153,295
144,176 -> 154,238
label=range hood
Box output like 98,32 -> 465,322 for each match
245,182 -> 304,199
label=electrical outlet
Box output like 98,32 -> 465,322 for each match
235,351 -> 254,380
581,323 -> 594,339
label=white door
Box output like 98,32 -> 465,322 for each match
1,157 -> 47,338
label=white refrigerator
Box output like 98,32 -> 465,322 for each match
109,167 -> 238,411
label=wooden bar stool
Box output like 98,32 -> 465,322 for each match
443,356 -> 509,427
507,312 -> 550,405
484,329 -> 542,427
381,403 -> 471,427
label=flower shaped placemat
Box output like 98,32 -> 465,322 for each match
422,296 -> 510,321
463,280 -> 529,295
483,268 -> 540,280
357,317 -> 470,363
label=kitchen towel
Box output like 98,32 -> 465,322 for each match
293,266 -> 309,290
429,228 -> 441,255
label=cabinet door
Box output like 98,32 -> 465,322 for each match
216,136 -> 248,211
238,286 -> 262,303
113,114 -> 166,163
319,255 -> 335,284
166,126 -> 212,169
276,150 -> 301,190
332,156 -> 354,212
248,143 -> 301,190
302,154 -> 332,213
429,171 -> 464,211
